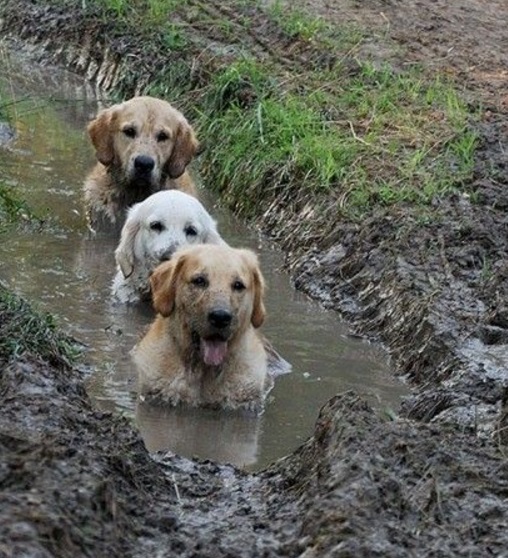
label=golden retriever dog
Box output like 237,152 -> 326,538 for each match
112,190 -> 224,304
84,96 -> 199,233
132,244 -> 272,412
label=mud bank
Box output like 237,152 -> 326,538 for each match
2,0 -> 508,555
2,337 -> 508,557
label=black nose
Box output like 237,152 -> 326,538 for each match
208,309 -> 232,329
134,155 -> 155,173
159,246 -> 177,262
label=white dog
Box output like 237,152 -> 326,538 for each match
112,190 -> 224,303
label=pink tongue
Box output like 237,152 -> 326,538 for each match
200,338 -> 228,366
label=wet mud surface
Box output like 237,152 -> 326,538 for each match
288,0 -> 508,433
3,351 -> 508,557
1,0 -> 508,555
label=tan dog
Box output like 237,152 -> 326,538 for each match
84,96 -> 198,233
132,244 -> 272,412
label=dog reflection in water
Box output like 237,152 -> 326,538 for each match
136,401 -> 262,468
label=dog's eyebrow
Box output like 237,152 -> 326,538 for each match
121,122 -> 137,132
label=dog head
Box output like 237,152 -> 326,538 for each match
150,244 -> 266,367
87,96 -> 198,191
115,190 -> 224,280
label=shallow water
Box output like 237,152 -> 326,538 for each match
0,44 -> 407,469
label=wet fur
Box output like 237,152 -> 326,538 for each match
112,190 -> 224,304
84,96 -> 198,233
133,244 -> 271,411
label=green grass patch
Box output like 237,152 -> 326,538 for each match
0,183 -> 37,232
35,0 -> 479,223
267,0 -> 328,42
80,0 -> 188,30
0,283 -> 81,367
197,57 -> 477,218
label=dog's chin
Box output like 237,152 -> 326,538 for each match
128,170 -> 161,192
196,333 -> 230,367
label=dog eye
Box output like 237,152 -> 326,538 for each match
149,221 -> 165,233
184,225 -> 198,237
156,131 -> 169,142
123,126 -> 136,138
191,275 -> 208,288
232,280 -> 246,292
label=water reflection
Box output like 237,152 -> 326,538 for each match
0,43 -> 408,470
137,403 -> 262,468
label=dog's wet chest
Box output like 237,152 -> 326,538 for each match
109,166 -> 166,204
177,361 -> 229,405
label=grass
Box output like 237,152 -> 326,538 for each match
194,58 -> 477,219
0,183 -> 38,232
0,282 -> 81,367
121,0 -> 476,222
6,0 -> 480,226
0,97 -> 37,231
267,0 -> 328,42
81,0 -> 185,20
78,0 -> 189,38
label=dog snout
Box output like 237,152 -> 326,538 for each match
134,155 -> 155,174
158,245 -> 178,262
208,308 -> 232,329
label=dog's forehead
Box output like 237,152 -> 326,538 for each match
144,200 -> 202,226
185,249 -> 250,279
116,99 -> 179,131
149,212 -> 195,231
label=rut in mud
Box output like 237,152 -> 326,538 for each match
1,0 -> 508,555
3,347 -> 508,557
3,0 -> 507,429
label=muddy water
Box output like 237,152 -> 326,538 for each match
0,45 -> 407,469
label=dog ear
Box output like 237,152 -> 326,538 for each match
115,210 -> 140,278
87,108 -> 116,166
150,255 -> 187,317
166,120 -> 198,179
240,250 -> 266,328
251,266 -> 266,328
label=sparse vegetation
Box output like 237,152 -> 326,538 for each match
267,0 -> 327,41
0,182 -> 35,231
37,0 -> 479,224
0,282 -> 81,367
0,98 -> 35,230
194,58 -> 477,218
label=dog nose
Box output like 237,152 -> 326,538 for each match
159,246 -> 177,262
134,155 -> 155,173
208,309 -> 232,329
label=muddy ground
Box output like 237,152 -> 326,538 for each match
1,0 -> 508,556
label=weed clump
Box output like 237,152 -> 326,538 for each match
196,58 -> 477,221
0,283 -> 81,367
0,183 -> 37,232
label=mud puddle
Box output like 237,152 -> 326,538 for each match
0,43 -> 407,469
